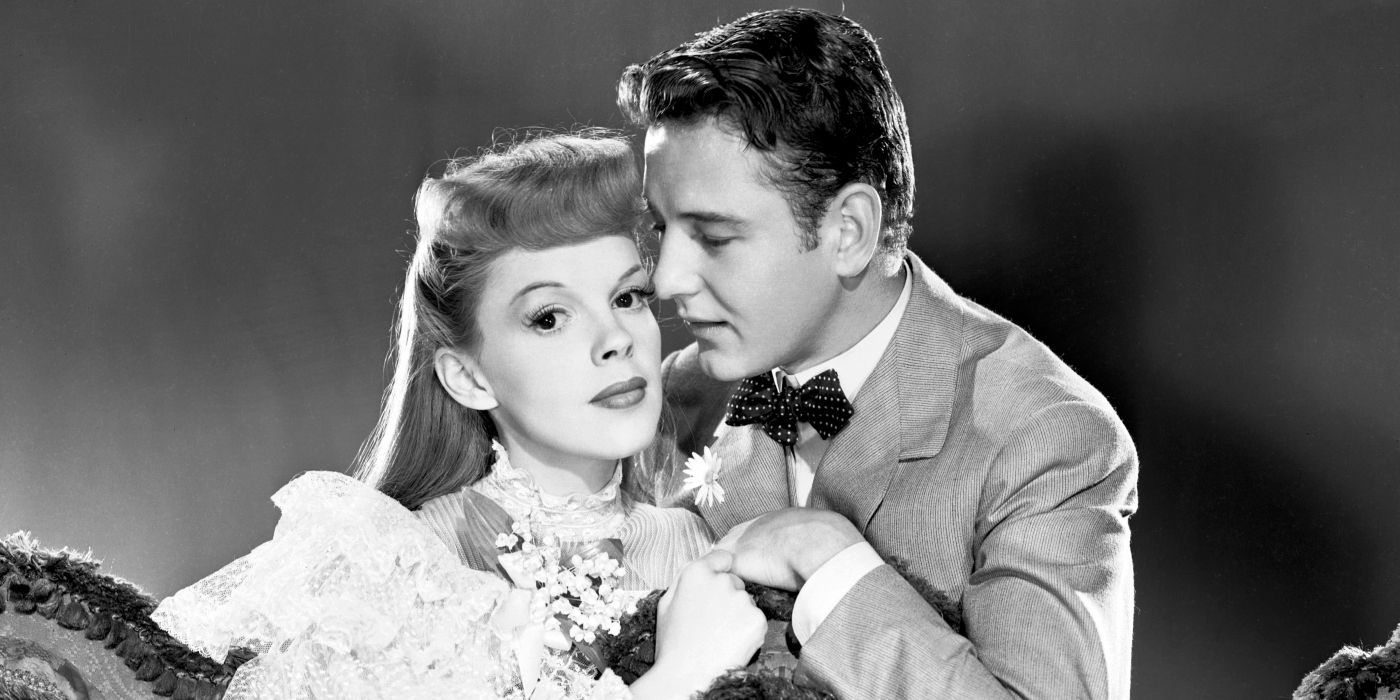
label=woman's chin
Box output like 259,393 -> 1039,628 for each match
587,426 -> 660,463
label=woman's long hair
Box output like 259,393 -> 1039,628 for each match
353,132 -> 655,511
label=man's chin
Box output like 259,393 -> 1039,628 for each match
694,344 -> 766,383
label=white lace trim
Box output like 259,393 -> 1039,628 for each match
473,440 -> 628,544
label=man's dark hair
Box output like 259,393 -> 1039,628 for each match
618,8 -> 914,256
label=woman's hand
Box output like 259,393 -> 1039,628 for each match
629,550 -> 766,699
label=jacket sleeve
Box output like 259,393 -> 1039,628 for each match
798,400 -> 1138,699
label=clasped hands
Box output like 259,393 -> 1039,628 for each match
646,508 -> 863,697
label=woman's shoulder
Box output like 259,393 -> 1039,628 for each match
619,504 -> 714,589
415,484 -> 518,574
625,503 -> 713,545
271,470 -> 409,522
153,472 -> 506,665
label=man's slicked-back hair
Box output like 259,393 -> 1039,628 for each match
618,8 -> 914,257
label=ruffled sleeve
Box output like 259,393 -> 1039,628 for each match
152,471 -> 515,699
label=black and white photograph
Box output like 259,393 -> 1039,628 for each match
2,2 -> 1397,698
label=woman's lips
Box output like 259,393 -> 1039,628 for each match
590,376 -> 648,409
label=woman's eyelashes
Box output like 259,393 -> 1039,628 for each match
523,286 -> 655,333
614,285 -> 657,310
525,304 -> 568,332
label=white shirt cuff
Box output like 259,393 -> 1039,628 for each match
791,542 -> 884,644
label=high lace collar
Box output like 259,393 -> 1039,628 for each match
470,440 -> 627,544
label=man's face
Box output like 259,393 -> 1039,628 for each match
644,119 -> 841,382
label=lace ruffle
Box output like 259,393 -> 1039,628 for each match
152,472 -> 518,698
473,441 -> 627,544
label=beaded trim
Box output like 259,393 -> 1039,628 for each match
0,531 -> 247,699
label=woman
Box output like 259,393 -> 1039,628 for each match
153,132 -> 765,699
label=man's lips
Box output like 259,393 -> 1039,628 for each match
590,376 -> 648,408
682,316 -> 728,341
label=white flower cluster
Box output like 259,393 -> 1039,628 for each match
496,511 -> 635,647
548,552 -> 629,644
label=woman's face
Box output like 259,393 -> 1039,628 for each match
469,236 -> 662,470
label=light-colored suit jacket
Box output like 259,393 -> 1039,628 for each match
660,254 -> 1138,699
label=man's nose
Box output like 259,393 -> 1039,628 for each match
652,232 -> 700,301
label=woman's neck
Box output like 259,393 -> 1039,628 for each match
496,437 -> 616,497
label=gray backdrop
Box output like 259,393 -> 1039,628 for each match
3,2 -> 1398,697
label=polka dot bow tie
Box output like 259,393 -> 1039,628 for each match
724,369 -> 855,447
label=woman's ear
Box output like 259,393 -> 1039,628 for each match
434,347 -> 499,410
824,182 -> 884,278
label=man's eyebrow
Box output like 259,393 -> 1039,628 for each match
685,210 -> 745,226
647,205 -> 745,227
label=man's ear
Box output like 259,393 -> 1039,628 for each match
434,347 -> 499,410
824,182 -> 884,278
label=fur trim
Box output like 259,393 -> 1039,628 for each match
1295,624 -> 1400,700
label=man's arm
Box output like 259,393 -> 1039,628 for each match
726,399 -> 1138,699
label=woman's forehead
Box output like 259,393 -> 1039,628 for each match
486,238 -> 644,298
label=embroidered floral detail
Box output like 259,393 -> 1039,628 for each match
682,446 -> 725,507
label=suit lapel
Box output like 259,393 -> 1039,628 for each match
808,363 -> 902,531
809,255 -> 962,530
699,419 -> 790,536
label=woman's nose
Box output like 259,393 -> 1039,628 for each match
594,316 -> 635,363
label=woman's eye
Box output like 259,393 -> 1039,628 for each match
528,308 -> 564,331
615,287 -> 656,309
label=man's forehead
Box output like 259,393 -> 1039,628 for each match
642,116 -> 747,155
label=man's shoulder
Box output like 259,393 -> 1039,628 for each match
958,324 -> 1134,482
967,309 -> 1117,419
901,259 -> 1126,443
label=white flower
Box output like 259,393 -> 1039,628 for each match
681,446 -> 725,507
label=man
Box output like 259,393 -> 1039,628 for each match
619,8 -> 1137,699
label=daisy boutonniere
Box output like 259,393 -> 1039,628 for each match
682,446 -> 725,507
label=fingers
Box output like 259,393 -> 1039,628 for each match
684,549 -> 749,593
700,548 -> 734,573
712,519 -> 752,552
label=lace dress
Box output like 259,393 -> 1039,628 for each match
152,452 -> 715,699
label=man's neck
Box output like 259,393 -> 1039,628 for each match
780,261 -> 908,376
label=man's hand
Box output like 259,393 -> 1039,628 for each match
713,508 -> 864,591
